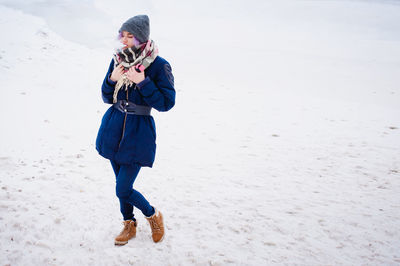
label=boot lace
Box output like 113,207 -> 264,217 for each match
149,218 -> 161,232
120,221 -> 131,234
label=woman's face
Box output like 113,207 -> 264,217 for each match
119,31 -> 135,49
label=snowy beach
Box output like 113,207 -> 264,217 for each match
1,0 -> 400,265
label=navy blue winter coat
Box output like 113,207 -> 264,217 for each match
96,56 -> 175,167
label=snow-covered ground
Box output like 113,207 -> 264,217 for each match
1,0 -> 400,265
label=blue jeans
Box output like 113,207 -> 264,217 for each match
110,160 -> 155,220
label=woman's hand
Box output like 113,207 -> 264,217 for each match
126,65 -> 145,84
110,65 -> 124,82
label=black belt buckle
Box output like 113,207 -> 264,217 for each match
122,100 -> 137,114
119,100 -> 127,113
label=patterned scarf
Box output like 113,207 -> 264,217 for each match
112,40 -> 158,103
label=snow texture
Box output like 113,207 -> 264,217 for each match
0,0 -> 400,265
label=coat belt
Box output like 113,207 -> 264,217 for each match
113,100 -> 152,116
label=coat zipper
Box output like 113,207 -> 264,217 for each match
119,89 -> 129,148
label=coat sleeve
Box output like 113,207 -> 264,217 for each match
101,59 -> 117,104
136,63 -> 176,112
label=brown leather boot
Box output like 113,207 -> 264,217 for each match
145,209 -> 164,243
114,220 -> 137,245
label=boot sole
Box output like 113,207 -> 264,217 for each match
114,240 -> 128,246
115,235 -> 136,246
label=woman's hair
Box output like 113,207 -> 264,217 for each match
118,31 -> 141,46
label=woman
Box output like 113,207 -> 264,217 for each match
95,14 -> 175,245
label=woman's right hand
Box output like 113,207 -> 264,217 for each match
110,65 -> 124,82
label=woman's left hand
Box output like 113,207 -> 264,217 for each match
126,65 -> 145,84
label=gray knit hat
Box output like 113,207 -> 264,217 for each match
119,15 -> 150,43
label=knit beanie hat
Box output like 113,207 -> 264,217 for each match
119,15 -> 150,44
